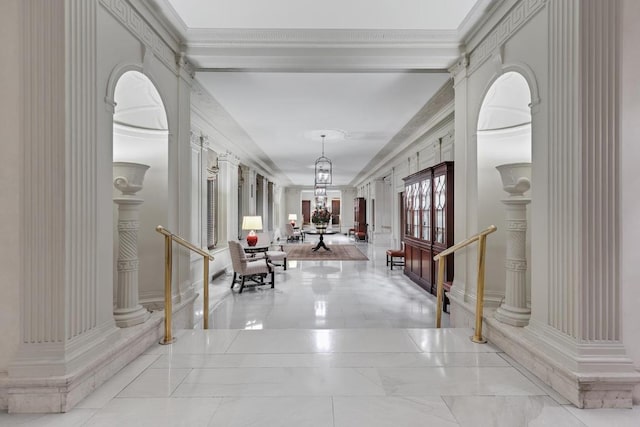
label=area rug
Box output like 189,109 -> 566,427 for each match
283,244 -> 369,261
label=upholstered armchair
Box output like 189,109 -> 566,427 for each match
228,240 -> 275,293
285,223 -> 303,242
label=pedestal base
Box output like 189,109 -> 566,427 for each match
494,304 -> 531,327
312,234 -> 331,251
114,305 -> 149,327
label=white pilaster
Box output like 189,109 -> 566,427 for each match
526,0 -> 640,408
8,0 -> 119,412
449,56 -> 472,306
218,153 -> 240,244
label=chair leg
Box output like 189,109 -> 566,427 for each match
386,254 -> 390,266
390,256 -> 394,270
271,271 -> 275,288
284,257 -> 287,271
239,276 -> 245,293
230,272 -> 237,289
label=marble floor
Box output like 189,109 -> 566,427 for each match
1,235 -> 639,426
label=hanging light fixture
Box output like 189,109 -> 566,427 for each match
314,185 -> 327,197
314,134 -> 332,185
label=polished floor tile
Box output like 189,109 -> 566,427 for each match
144,329 -> 239,355
208,397 -> 334,427
117,368 -> 191,397
173,367 -> 385,397
83,398 -> 221,427
378,366 -> 545,396
443,396 -> 586,427
226,328 -> 422,354
76,354 -> 160,409
2,239 -> 638,425
333,396 -> 459,427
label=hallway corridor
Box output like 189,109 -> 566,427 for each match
1,239 -> 638,426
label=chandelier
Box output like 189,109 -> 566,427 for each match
314,134 -> 332,185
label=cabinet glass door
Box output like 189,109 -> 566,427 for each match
434,174 -> 446,244
420,177 -> 431,242
411,183 -> 420,238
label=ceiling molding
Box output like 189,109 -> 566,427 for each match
190,80 -> 292,185
349,79 -> 455,186
185,28 -> 459,45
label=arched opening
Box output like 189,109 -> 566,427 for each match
476,72 -> 532,310
112,71 -> 169,324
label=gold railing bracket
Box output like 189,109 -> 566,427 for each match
156,225 -> 213,345
434,225 -> 497,344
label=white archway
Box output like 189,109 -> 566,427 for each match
112,70 -> 169,319
476,71 -> 532,309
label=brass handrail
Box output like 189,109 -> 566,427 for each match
155,225 -> 212,344
434,225 -> 497,344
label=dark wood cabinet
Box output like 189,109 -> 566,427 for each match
354,197 -> 366,239
402,162 -> 454,296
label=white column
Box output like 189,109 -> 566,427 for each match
495,198 -> 531,326
113,198 -> 149,326
112,162 -> 151,327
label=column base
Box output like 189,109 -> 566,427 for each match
494,304 -> 531,327
2,314 -> 163,413
114,305 -> 149,328
450,294 -> 640,408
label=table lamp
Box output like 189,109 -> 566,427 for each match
288,214 -> 297,227
242,216 -> 263,246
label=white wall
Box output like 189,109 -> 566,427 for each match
0,0 -> 22,373
621,0 -> 640,401
113,125 -> 169,305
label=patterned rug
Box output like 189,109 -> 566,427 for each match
283,244 -> 369,261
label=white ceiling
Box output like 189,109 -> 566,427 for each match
166,0 -> 478,30
148,0 -> 493,186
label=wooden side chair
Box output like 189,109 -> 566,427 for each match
386,242 -> 405,270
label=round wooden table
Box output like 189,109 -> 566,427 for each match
304,230 -> 338,251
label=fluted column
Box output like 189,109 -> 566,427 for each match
8,0 -> 120,412
525,0 -> 640,408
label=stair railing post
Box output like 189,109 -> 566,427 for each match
160,233 -> 175,344
436,257 -> 446,328
471,234 -> 488,343
203,256 -> 210,329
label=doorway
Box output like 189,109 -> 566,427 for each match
302,200 -> 311,225
331,199 -> 341,227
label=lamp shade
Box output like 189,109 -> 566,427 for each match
288,214 -> 297,221
241,216 -> 263,231
241,216 -> 262,246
